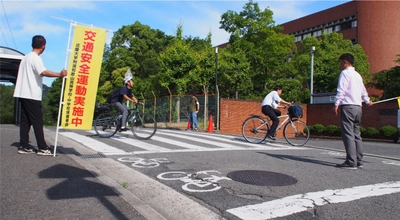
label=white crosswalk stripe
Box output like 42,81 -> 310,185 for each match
158,129 -> 289,149
60,129 -> 305,155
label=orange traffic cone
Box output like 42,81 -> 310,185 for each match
207,115 -> 214,132
186,120 -> 191,130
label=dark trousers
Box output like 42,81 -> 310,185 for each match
19,98 -> 48,150
262,105 -> 281,136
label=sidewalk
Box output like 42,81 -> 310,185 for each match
0,124 -> 146,220
0,124 -> 222,220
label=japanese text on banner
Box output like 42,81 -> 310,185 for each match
61,25 -> 106,130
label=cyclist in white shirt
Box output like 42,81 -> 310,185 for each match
261,85 -> 291,140
334,53 -> 373,169
13,35 -> 67,155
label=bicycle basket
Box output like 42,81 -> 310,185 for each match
288,105 -> 303,118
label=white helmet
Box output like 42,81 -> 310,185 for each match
124,69 -> 133,84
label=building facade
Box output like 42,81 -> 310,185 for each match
280,0 -> 400,74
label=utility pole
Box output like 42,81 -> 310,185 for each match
310,46 -> 315,104
215,47 -> 219,130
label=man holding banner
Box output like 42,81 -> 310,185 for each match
14,35 -> 67,155
334,53 -> 373,169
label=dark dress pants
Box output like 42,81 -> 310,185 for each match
19,98 -> 48,150
261,105 -> 281,136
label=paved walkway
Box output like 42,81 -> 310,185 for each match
0,124 -> 221,220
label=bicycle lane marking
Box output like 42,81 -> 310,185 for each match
227,181 -> 400,220
157,170 -> 231,192
60,132 -> 126,154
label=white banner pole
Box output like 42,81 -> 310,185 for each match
372,96 -> 399,105
53,20 -> 75,157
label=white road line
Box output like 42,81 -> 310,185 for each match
60,132 -> 126,155
227,181 -> 400,220
63,130 -> 308,155
111,134 -> 171,152
383,160 -> 400,166
150,135 -> 209,150
158,129 -> 299,149
157,131 -> 247,149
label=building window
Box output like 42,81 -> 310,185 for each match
295,35 -> 302,42
314,30 -> 322,37
341,21 -> 352,31
335,25 -> 341,32
303,33 -> 311,39
324,27 -> 333,34
351,20 -> 357,28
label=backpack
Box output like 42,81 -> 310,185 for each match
106,89 -> 119,104
288,105 -> 303,118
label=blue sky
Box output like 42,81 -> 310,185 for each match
1,0 -> 350,86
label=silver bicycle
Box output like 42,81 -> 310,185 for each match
241,106 -> 310,146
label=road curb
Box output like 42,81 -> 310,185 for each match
45,128 -> 223,220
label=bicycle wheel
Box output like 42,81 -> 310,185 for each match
283,119 -> 310,146
130,113 -> 157,140
242,116 -> 269,144
94,112 -> 119,138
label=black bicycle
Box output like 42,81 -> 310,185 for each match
93,102 -> 157,140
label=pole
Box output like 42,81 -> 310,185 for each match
215,47 -> 220,131
310,46 -> 315,104
373,96 -> 399,104
53,20 -> 74,157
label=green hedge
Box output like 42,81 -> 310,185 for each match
309,124 -> 399,140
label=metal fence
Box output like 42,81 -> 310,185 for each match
140,94 -> 218,130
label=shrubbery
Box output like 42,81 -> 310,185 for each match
380,125 -> 397,138
365,127 -> 379,137
309,124 -> 399,141
325,125 -> 340,136
313,124 -> 325,134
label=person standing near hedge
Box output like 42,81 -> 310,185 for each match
334,53 -> 373,169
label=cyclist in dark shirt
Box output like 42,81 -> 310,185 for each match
110,76 -> 138,131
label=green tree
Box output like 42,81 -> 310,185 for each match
218,42 -> 252,99
45,79 -> 64,125
372,54 -> 400,99
190,32 -> 216,95
0,84 -> 15,124
220,1 -> 296,97
158,25 -> 197,95
290,32 -> 370,102
101,21 -> 172,98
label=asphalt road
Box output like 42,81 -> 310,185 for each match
3,124 -> 399,220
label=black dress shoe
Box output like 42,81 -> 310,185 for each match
335,162 -> 357,169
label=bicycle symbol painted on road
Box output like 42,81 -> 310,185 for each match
157,170 -> 231,192
118,157 -> 172,168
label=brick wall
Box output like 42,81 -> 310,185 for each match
220,99 -> 397,136
306,101 -> 398,129
219,99 -> 307,137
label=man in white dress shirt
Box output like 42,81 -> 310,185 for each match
334,53 -> 373,169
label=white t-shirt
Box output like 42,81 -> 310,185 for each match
261,90 -> 282,109
13,52 -> 46,101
